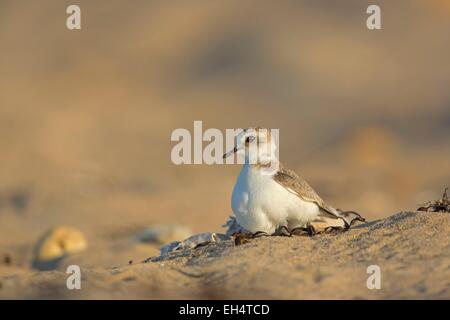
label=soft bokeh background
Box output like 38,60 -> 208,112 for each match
1,0 -> 449,277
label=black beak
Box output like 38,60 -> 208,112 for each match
223,146 -> 238,159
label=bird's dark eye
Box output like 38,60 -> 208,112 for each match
246,136 -> 255,143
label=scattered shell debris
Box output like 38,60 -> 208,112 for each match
159,215 -> 244,255
157,212 -> 369,256
32,226 -> 87,270
2,253 -> 12,265
160,232 -> 231,255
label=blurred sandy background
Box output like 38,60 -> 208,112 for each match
1,0 -> 450,281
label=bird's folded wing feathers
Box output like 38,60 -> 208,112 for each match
273,164 -> 365,228
273,164 -> 334,213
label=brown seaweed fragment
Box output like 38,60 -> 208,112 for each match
418,188 -> 450,213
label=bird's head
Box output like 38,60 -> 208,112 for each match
223,127 -> 278,168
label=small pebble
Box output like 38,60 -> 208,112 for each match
3,254 -> 12,265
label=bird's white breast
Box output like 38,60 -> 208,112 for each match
231,164 -> 320,234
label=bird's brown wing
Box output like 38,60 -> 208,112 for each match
273,163 -> 365,229
273,164 -> 336,215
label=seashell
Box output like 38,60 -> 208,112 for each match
32,226 -> 87,270
159,232 -> 231,255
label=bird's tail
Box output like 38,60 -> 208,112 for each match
335,209 -> 366,227
312,208 -> 366,233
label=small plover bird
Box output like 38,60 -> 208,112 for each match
223,127 -> 364,237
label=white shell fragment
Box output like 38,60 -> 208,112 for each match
159,215 -> 247,255
160,232 -> 231,255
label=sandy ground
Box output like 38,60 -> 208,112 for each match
1,0 -> 450,300
1,211 -> 448,299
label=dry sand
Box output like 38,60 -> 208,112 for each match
1,0 -> 450,300
1,211 -> 448,299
